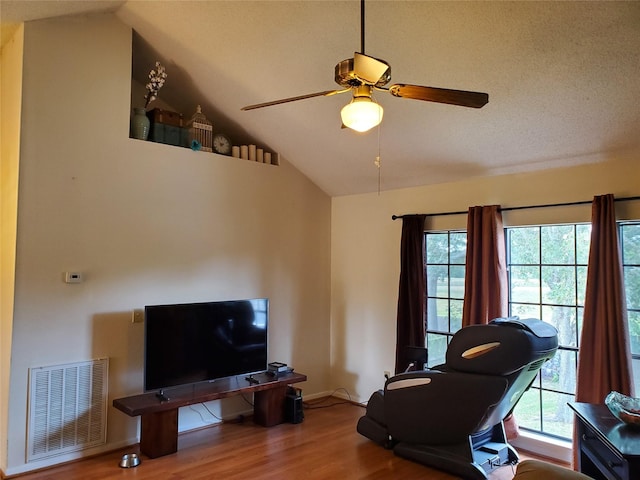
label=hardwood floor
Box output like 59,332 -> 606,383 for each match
11,399 -> 547,480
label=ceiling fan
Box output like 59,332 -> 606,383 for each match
241,0 -> 489,132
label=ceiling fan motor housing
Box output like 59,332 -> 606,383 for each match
334,58 -> 391,88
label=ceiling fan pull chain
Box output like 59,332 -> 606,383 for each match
375,118 -> 382,195
375,155 -> 381,195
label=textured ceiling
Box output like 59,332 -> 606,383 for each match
3,1 -> 640,196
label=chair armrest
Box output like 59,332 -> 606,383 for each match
384,371 -> 508,444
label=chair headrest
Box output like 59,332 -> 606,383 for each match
490,316 -> 558,338
445,317 -> 558,376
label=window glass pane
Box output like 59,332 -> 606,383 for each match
622,224 -> 640,264
426,233 -> 449,264
450,266 -> 465,299
510,266 -> 540,304
576,224 -> 591,264
541,391 -> 575,439
450,300 -> 463,332
542,306 -> 578,348
513,389 -> 541,431
542,349 -> 577,395
542,266 -> 576,305
633,358 -> 640,390
511,303 -> 541,319
508,227 -> 539,264
624,266 -> 640,310
628,310 -> 640,356
426,333 -> 448,367
449,232 -> 467,264
577,307 -> 584,347
541,225 -> 575,264
426,265 -> 448,297
426,298 -> 448,331
577,266 -> 588,306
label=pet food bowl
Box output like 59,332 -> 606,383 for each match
605,391 -> 640,428
119,453 -> 141,468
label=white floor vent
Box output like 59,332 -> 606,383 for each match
27,358 -> 108,462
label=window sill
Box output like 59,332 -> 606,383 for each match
510,430 -> 573,464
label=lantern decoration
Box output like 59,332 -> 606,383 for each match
187,105 -> 213,152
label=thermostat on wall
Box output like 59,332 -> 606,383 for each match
64,272 -> 83,283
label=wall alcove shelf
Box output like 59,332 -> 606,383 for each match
129,31 -> 279,166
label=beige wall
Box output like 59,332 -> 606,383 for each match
4,15 -> 331,476
0,23 -> 24,475
330,154 -> 640,403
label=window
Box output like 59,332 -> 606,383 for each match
425,231 -> 466,367
507,224 -> 591,439
621,222 -> 640,388
424,221 -> 640,441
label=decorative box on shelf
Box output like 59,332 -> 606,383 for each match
187,105 -> 213,152
146,108 -> 188,147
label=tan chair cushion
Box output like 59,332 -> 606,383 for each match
513,460 -> 592,480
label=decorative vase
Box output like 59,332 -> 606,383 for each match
131,107 -> 150,140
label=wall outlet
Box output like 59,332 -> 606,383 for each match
384,370 -> 391,380
132,309 -> 144,323
64,272 -> 83,283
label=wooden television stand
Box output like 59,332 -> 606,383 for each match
113,371 -> 306,458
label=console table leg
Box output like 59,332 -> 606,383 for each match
140,409 -> 178,458
254,385 -> 287,426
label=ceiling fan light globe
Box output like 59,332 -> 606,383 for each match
340,98 -> 383,133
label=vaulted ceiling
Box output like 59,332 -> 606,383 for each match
3,1 -> 640,196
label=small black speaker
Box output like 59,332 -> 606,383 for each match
285,386 -> 304,424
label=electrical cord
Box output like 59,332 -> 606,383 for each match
240,392 -> 254,408
303,388 -> 362,409
199,402 -> 223,420
232,374 -> 255,407
188,403 -> 223,423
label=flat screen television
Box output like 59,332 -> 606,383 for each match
144,298 -> 268,392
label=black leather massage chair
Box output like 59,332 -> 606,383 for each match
357,317 -> 559,479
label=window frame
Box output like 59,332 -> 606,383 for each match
505,224 -> 591,440
620,221 -> 640,387
424,220 -> 639,441
424,230 -> 467,367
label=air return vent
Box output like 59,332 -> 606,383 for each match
27,358 -> 108,462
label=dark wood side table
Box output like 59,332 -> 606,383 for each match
568,402 -> 640,480
114,371 -> 306,458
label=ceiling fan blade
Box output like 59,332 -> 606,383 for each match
388,84 -> 489,108
241,89 -> 349,111
354,52 -> 390,85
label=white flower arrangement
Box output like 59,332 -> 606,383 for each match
144,61 -> 167,109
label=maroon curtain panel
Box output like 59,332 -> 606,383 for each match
395,215 -> 427,374
576,194 -> 635,403
460,205 -> 517,437
462,205 -> 508,327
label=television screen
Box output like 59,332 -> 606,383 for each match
144,298 -> 268,392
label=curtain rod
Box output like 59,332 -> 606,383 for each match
391,195 -> 640,220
